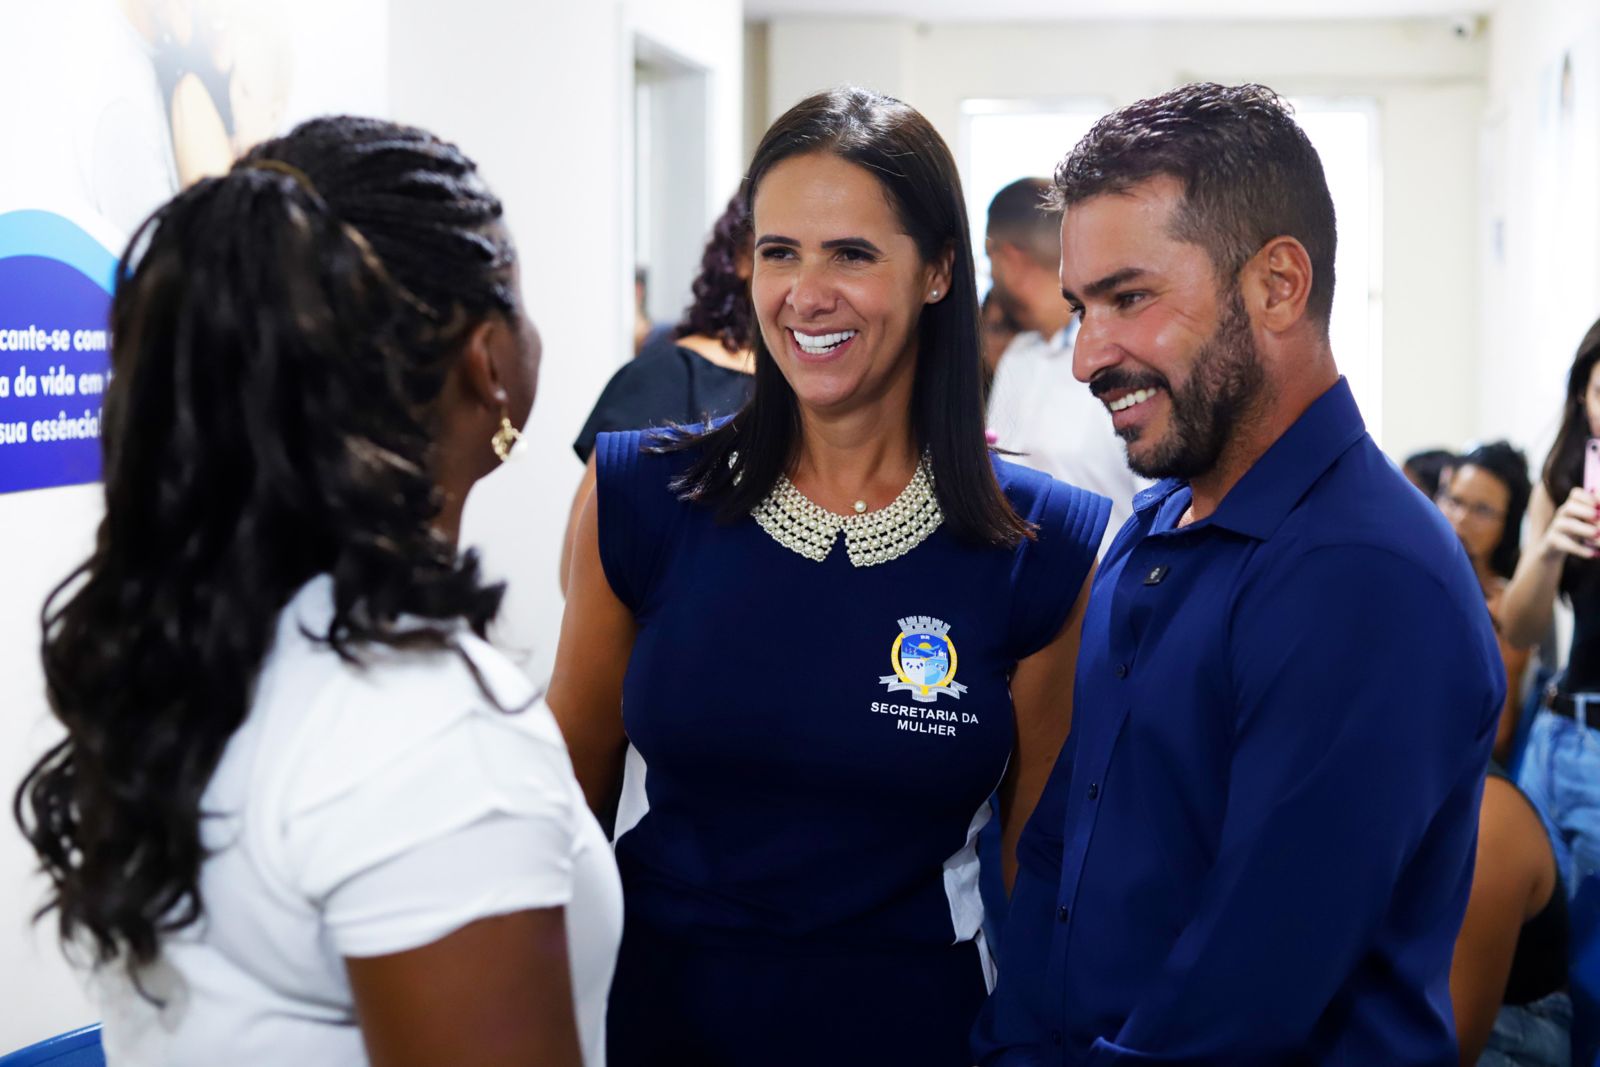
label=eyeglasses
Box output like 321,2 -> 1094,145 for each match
1435,491 -> 1505,525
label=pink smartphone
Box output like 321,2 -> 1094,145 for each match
1586,438 -> 1600,494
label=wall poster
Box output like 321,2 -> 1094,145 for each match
0,0 -> 387,495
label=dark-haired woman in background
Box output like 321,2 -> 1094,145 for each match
1502,321 -> 1600,1064
1442,446 -> 1570,1066
1504,321 -> 1600,647
15,117 -> 619,1066
549,88 -> 1108,1065
558,194 -> 755,592
1436,440 -> 1534,760
1504,321 -> 1600,881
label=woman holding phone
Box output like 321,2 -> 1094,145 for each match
1503,318 -> 1600,897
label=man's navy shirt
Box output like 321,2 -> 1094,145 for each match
975,380 -> 1504,1066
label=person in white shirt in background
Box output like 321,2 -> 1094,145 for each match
985,177 -> 1147,547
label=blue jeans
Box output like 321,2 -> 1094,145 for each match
1479,992 -> 1573,1067
1520,709 -> 1600,1064
1519,710 -> 1600,891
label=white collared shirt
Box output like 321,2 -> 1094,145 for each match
987,325 -> 1147,553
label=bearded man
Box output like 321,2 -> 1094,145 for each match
985,177 -> 1146,547
974,83 -> 1503,1067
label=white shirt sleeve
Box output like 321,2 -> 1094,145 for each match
276,644 -> 582,960
319,805 -> 577,959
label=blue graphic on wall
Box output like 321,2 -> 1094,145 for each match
0,210 -> 118,495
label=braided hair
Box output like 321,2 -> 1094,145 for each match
16,116 -> 520,971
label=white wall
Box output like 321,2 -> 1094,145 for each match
758,16 -> 1489,458
391,0 -> 628,693
393,0 -> 743,690
1479,0 -> 1600,464
0,1 -> 114,1046
745,21 -> 771,165
636,0 -> 749,322
633,0 -> 747,218
0,490 -> 100,1047
1,0 -> 390,1047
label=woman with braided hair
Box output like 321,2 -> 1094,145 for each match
15,116 -> 620,1066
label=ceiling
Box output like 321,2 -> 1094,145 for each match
744,0 -> 1495,22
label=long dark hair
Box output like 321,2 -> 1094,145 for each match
1543,317 -> 1600,509
1542,318 -> 1600,596
15,116 -> 518,971
672,192 -> 752,353
660,87 -> 1029,547
1457,441 -> 1532,581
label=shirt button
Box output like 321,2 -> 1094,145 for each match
1057,904 -> 1070,922
1114,662 -> 1128,678
1087,783 -> 1100,800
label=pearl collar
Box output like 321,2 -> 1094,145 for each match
750,458 -> 943,567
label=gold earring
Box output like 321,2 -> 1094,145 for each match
492,412 -> 522,462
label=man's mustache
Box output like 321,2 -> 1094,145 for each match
1089,369 -> 1169,400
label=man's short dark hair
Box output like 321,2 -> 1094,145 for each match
1051,83 -> 1337,326
986,177 -> 1058,268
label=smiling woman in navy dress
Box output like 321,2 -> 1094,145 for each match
549,87 -> 1109,1066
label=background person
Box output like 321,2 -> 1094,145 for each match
984,176 -> 1146,548
1436,440 -> 1534,761
631,266 -> 673,356
1502,318 -> 1600,1063
1502,317 -> 1600,685
14,116 -> 620,1067
980,286 -> 1022,382
560,194 -> 755,593
550,87 -> 1108,1066
1451,765 -> 1570,1067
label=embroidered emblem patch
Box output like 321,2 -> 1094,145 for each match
881,615 -> 968,704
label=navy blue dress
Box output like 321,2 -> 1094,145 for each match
595,429 -> 1108,1066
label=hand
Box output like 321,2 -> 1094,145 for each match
1541,487 -> 1600,562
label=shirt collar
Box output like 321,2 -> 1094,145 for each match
1132,377 -> 1367,541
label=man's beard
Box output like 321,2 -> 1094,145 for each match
1091,286 -> 1268,481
